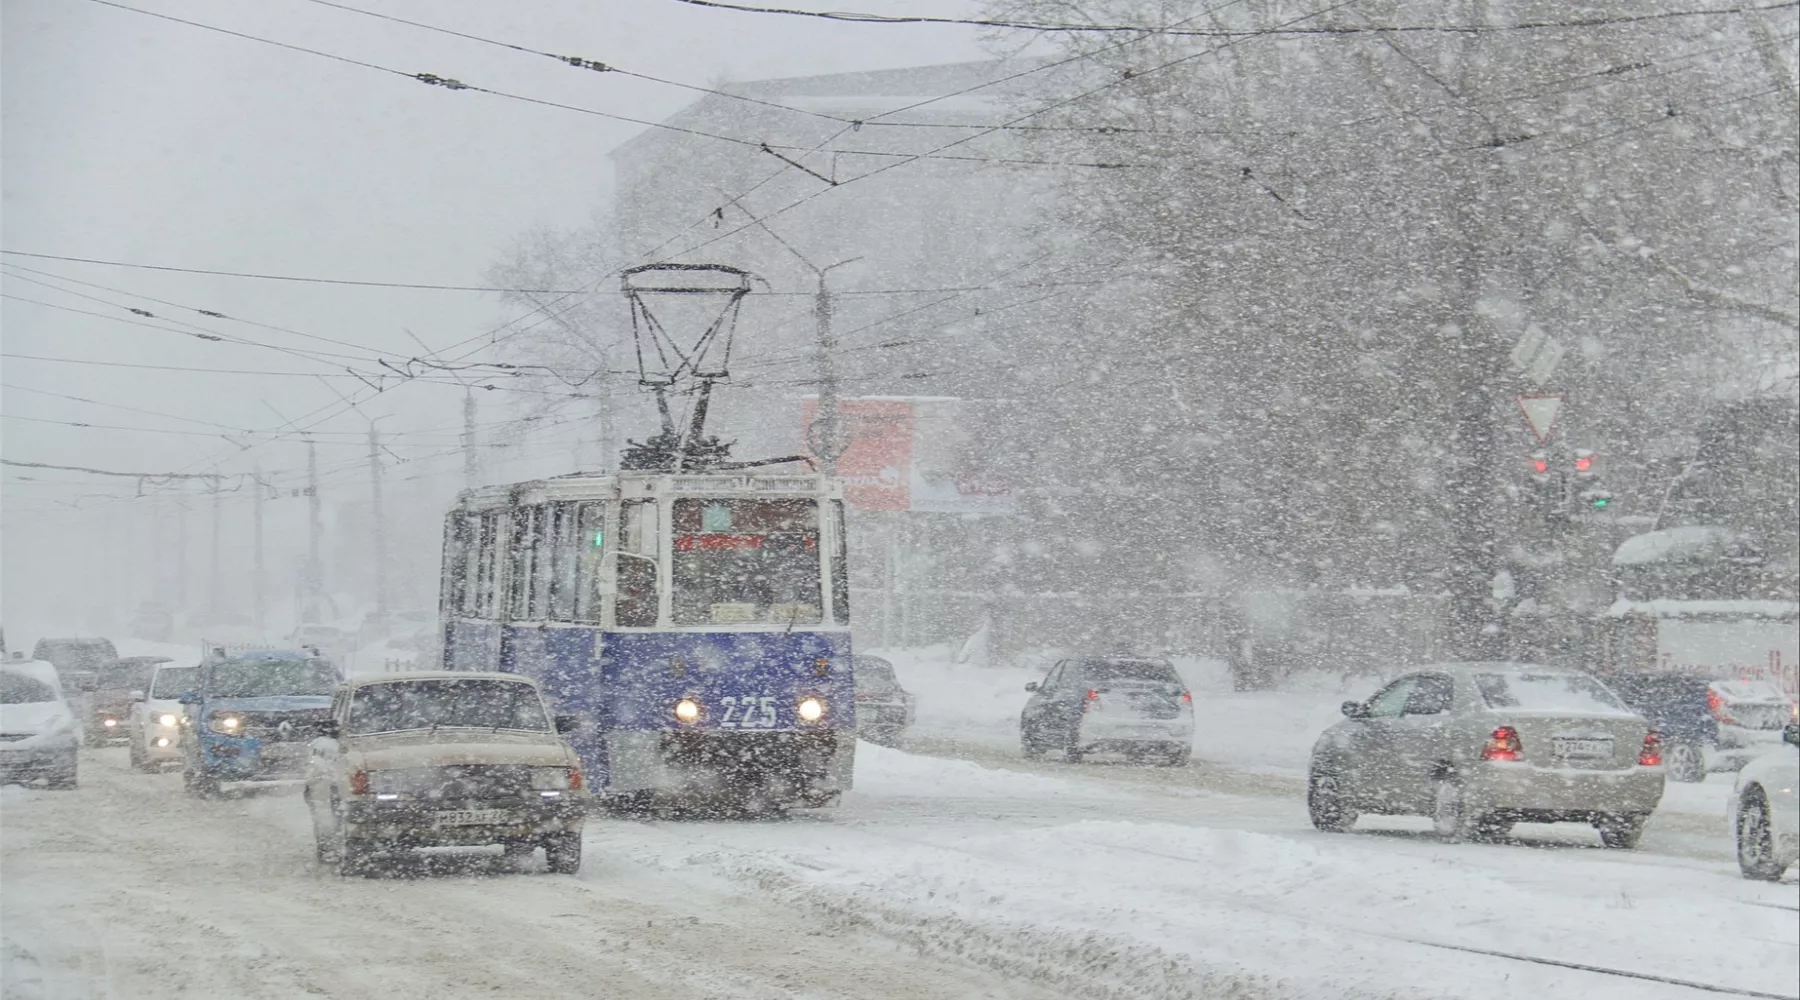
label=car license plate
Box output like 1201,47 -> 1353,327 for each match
1551,737 -> 1612,759
436,808 -> 512,826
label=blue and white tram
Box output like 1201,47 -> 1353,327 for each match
438,470 -> 854,809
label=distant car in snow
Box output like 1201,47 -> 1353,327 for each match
853,655 -> 914,744
1606,674 -> 1793,782
84,656 -> 165,747
1308,663 -> 1665,848
304,672 -> 588,875
1020,656 -> 1193,766
180,649 -> 340,796
1732,721 -> 1799,881
126,661 -> 197,771
30,636 -> 118,695
0,654 -> 79,790
130,602 -> 174,643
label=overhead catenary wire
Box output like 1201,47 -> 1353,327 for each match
661,0 -> 1800,36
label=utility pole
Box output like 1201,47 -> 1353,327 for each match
303,436 -> 323,624
208,476 -> 222,626
176,482 -> 189,614
462,391 -> 480,491
813,269 -> 844,476
252,466 -> 266,633
368,422 -> 389,624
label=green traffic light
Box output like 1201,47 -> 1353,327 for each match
593,530 -> 605,548
1591,497 -> 1610,509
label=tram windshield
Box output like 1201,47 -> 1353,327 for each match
671,498 -> 823,625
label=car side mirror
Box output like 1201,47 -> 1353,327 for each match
318,718 -> 341,739
555,714 -> 579,734
129,690 -> 147,702
177,692 -> 199,705
1785,723 -> 1799,748
1024,682 -> 1039,692
1341,700 -> 1368,719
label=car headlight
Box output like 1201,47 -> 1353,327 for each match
209,712 -> 244,736
157,713 -> 179,728
674,698 -> 702,724
101,717 -> 119,728
797,696 -> 825,723
530,767 -> 575,791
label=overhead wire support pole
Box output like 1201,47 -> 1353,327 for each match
304,436 -> 324,625
209,477 -> 223,627
368,420 -> 389,626
253,466 -> 267,633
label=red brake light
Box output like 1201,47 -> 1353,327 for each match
1082,689 -> 1101,712
1707,688 -> 1737,725
568,767 -> 583,791
1181,690 -> 1193,704
1637,730 -> 1662,767
1481,726 -> 1522,761
1085,689 -> 1100,701
349,770 -> 369,795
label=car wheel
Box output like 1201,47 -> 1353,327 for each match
1432,777 -> 1483,842
1020,723 -> 1047,759
338,837 -> 379,877
543,832 -> 582,874
184,768 -> 219,799
1596,812 -> 1647,850
45,758 -> 79,791
1062,726 -> 1085,764
1665,742 -> 1706,783
1308,768 -> 1358,833
1737,789 -> 1788,881
128,735 -> 145,769
1159,743 -> 1192,768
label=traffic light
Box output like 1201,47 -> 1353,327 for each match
1572,450 -> 1610,509
1528,451 -> 1551,482
1573,449 -> 1598,479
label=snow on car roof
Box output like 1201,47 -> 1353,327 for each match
0,659 -> 64,695
1610,525 -> 1746,566
1604,599 -> 1800,619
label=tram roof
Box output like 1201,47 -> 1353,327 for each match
453,469 -> 839,510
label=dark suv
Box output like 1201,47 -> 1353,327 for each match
1604,674 -> 1719,782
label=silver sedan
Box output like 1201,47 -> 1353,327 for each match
1307,663 -> 1665,847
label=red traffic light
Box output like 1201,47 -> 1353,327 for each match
1574,455 -> 1593,473
1532,457 -> 1549,474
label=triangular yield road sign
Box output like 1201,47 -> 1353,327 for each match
1517,393 -> 1564,445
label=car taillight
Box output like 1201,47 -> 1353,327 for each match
1082,689 -> 1101,711
568,768 -> 583,791
1181,691 -> 1193,704
1480,726 -> 1522,761
1637,730 -> 1662,767
1707,688 -> 1737,725
349,770 -> 369,795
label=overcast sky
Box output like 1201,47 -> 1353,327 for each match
1,0 -> 990,632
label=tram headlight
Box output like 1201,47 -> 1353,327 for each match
797,697 -> 825,723
673,698 -> 702,724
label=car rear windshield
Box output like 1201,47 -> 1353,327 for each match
1604,674 -> 1708,708
855,659 -> 896,685
150,666 -> 198,699
0,672 -> 58,705
346,679 -> 551,735
38,641 -> 116,672
1084,660 -> 1181,684
207,658 -> 338,698
1710,680 -> 1788,704
96,661 -> 155,690
1475,672 -> 1633,716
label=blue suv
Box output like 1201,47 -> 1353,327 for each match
179,648 -> 340,796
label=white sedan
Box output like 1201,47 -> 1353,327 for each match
1733,721 -> 1800,881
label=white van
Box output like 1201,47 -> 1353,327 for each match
0,653 -> 79,789
127,661 -> 199,771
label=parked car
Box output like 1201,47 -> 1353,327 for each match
0,653 -> 79,789
84,655 -> 166,747
853,655 -> 915,744
180,648 -> 340,796
126,661 -> 198,771
304,672 -> 587,875
1732,721 -> 1800,881
1021,656 -> 1194,765
30,637 -> 119,694
1308,663 -> 1665,847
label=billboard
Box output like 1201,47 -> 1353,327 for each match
801,396 -> 1013,514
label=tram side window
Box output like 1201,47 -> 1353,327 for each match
440,513 -> 470,617
548,502 -> 580,622
527,505 -> 559,621
572,502 -> 611,624
506,508 -> 536,620
614,499 -> 659,627
829,500 -> 850,626
474,511 -> 503,617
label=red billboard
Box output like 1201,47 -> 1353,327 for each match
801,397 -> 1013,514
802,397 -> 913,511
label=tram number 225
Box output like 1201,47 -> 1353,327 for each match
717,695 -> 778,729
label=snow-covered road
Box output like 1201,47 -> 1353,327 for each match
4,737 -> 1794,1000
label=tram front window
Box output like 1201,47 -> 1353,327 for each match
671,499 -> 823,626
